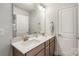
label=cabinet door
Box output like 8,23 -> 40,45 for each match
45,46 -> 49,56
36,49 -> 45,56
26,43 -> 44,56
13,47 -> 24,56
50,41 -> 55,56
50,37 -> 55,43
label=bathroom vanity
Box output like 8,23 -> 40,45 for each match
12,35 -> 56,56
12,4 -> 55,56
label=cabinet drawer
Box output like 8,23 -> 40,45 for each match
45,40 -> 49,47
26,43 -> 44,56
36,49 -> 45,56
49,37 -> 55,43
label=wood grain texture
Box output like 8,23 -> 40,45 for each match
36,49 -> 45,56
13,47 -> 25,56
26,43 -> 44,56
45,46 -> 50,56
49,41 -> 55,56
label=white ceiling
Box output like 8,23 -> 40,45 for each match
13,3 -> 77,12
13,3 -> 37,12
43,3 -> 77,7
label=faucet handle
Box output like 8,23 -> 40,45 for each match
41,32 -> 43,35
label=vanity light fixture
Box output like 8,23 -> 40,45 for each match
38,4 -> 45,11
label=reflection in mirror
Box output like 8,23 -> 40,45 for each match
12,3 -> 46,39
50,21 -> 54,35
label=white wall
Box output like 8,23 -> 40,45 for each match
78,4 -> 79,37
78,4 -> 79,55
0,4 -> 12,56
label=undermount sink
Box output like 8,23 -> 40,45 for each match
20,39 -> 41,47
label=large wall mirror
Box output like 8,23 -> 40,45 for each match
12,3 -> 46,38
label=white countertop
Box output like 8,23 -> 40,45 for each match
11,35 -> 55,54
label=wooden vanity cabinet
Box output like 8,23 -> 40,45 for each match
35,49 -> 45,56
45,45 -> 50,56
13,36 -> 56,56
26,43 -> 44,56
49,40 -> 55,56
13,47 -> 25,56
45,37 -> 55,56
45,40 -> 50,56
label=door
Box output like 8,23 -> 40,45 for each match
57,6 -> 77,56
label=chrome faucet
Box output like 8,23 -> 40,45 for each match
23,36 -> 29,41
21,33 -> 29,41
